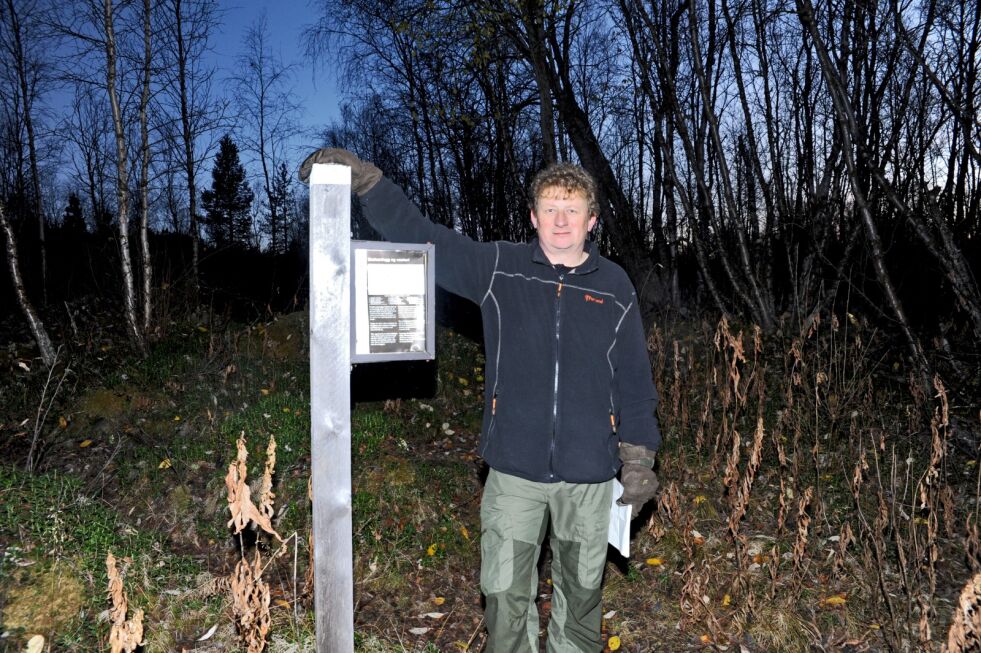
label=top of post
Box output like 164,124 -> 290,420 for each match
310,163 -> 352,186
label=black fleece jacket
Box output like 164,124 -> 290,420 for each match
360,178 -> 661,483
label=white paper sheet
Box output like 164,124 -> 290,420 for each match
608,479 -> 632,557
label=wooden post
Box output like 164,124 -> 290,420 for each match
308,164 -> 353,652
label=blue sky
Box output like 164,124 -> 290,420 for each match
209,1 -> 343,158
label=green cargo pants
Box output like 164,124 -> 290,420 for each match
480,468 -> 613,653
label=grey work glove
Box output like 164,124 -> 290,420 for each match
617,442 -> 659,518
297,147 -> 382,196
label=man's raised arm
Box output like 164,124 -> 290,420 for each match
299,148 -> 497,304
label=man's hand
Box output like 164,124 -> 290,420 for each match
298,148 -> 382,196
617,442 -> 659,518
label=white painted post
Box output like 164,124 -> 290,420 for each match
308,164 -> 354,652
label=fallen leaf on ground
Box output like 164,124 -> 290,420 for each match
422,612 -> 445,619
426,544 -> 437,556
409,627 -> 430,635
821,593 -> 847,607
646,557 -> 663,566
159,458 -> 172,469
723,593 -> 732,606
433,597 -> 445,605
607,635 -> 621,650
26,635 -> 44,653
58,416 -> 68,429
80,439 -> 93,448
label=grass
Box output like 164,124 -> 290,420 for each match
2,309 -> 979,651
0,464 -> 205,649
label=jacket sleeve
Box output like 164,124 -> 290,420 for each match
614,288 -> 662,453
359,177 -> 497,304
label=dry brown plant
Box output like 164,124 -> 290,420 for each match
831,521 -> 854,581
722,426 -> 741,493
791,486 -> 814,590
223,432 -> 284,653
679,560 -> 725,640
695,384 -> 711,453
671,340 -> 681,421
967,514 -> 981,572
231,549 -> 271,653
106,552 -> 144,653
714,316 -> 747,405
943,572 -> 981,653
258,435 -> 277,523
225,432 -> 281,541
304,475 -> 314,597
657,480 -> 682,525
727,416 -> 766,539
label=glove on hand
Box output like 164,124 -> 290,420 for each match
298,147 -> 382,196
617,443 -> 659,518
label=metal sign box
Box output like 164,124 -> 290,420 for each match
350,241 -> 435,363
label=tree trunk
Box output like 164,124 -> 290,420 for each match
523,2 -> 558,165
104,0 -> 146,354
796,0 -> 932,391
4,0 -> 47,305
139,0 -> 153,336
686,0 -> 774,330
0,203 -> 55,368
173,0 -> 200,293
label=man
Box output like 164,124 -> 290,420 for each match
300,149 -> 661,652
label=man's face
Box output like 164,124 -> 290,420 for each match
530,187 -> 597,265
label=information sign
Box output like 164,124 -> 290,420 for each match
350,241 -> 435,363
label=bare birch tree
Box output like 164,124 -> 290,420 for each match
1,0 -> 49,304
234,16 -> 300,255
136,0 -> 153,335
0,201 -> 55,368
103,0 -> 145,353
159,0 -> 223,292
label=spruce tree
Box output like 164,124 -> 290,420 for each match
62,193 -> 87,234
201,135 -> 254,249
263,162 -> 293,255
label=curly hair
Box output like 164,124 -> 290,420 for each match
528,162 -> 599,217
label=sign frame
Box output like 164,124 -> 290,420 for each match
349,240 -> 436,364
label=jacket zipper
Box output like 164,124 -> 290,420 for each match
548,272 -> 565,480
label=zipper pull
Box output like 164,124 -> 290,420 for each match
492,394 -> 497,415
609,411 -> 617,433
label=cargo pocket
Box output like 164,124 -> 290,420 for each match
576,484 -> 613,590
480,498 -> 514,595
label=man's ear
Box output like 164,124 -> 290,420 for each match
588,215 -> 598,232
530,209 -> 539,230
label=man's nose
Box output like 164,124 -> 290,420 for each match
555,210 -> 569,225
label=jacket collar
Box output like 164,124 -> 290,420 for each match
530,238 -> 600,274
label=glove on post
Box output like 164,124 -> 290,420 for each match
617,442 -> 659,518
298,147 -> 382,196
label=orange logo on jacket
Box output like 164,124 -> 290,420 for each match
583,293 -> 605,304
